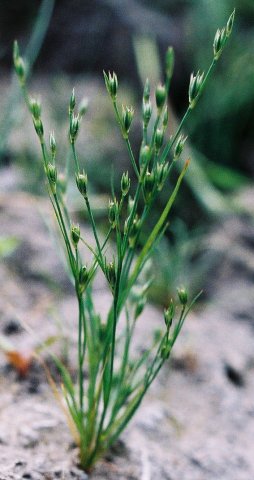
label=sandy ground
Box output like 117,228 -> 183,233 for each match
0,179 -> 254,480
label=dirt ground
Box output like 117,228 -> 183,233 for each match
0,172 -> 254,480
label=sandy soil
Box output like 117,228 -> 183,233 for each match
0,182 -> 254,480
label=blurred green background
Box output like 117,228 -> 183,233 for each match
0,0 -> 253,304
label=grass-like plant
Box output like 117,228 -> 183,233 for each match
13,10 -> 234,472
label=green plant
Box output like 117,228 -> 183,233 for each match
13,10 -> 234,471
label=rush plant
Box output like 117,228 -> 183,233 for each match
14,10 -> 234,472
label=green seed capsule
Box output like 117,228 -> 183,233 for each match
47,163 -> 57,193
122,105 -> 134,137
121,171 -> 130,196
155,128 -> 164,152
71,224 -> 80,247
106,261 -> 116,289
79,265 -> 89,293
155,84 -> 167,111
143,78 -> 150,102
177,287 -> 188,306
76,171 -> 88,198
188,71 -> 204,108
165,46 -> 174,82
70,114 -> 80,143
143,171 -> 155,202
108,199 -> 118,228
30,98 -> 41,120
69,88 -> 76,115
104,71 -> 118,100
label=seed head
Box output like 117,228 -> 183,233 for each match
177,287 -> 188,306
103,71 -> 118,100
143,78 -> 150,102
121,171 -> 130,196
165,46 -> 174,82
164,299 -> 175,328
174,134 -> 187,159
128,215 -> 141,248
47,163 -> 57,193
188,71 -> 204,108
13,41 -> 26,85
155,128 -> 164,152
108,198 -> 118,229
69,89 -> 76,115
105,260 -> 116,289
139,145 -> 151,171
226,9 -> 235,37
79,265 -> 89,293
143,170 -> 155,202
70,114 -> 80,143
155,83 -> 167,111
71,223 -> 80,248
213,28 -> 227,60
76,171 -> 88,198
30,98 -> 41,120
142,100 -> 152,128
122,105 -> 134,137
49,132 -> 56,159
33,117 -> 44,140
155,162 -> 169,191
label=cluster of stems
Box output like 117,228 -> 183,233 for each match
13,10 -> 234,471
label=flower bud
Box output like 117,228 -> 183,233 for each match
142,100 -> 152,128
155,162 -> 169,191
30,98 -> 41,120
70,114 -> 80,143
103,71 -> 118,100
155,84 -> 167,111
143,78 -> 150,102
69,88 -> 76,115
13,54 -> 26,84
128,215 -> 141,248
76,171 -> 88,198
121,171 -> 130,196
105,260 -> 116,289
108,198 -> 118,228
139,145 -> 151,171
49,132 -> 56,159
47,163 -> 57,193
164,299 -> 175,328
213,28 -> 227,60
188,71 -> 204,108
226,9 -> 235,37
71,223 -> 80,248
33,117 -> 44,140
122,105 -> 134,137
155,128 -> 164,152
143,170 -> 155,202
174,134 -> 187,159
165,46 -> 174,82
177,287 -> 188,306
79,265 -> 89,293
